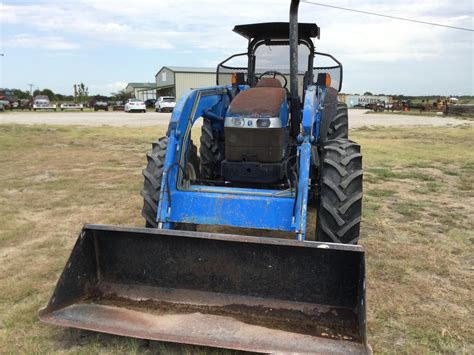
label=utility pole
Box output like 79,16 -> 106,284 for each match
28,83 -> 34,97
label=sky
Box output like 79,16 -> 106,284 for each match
0,0 -> 472,96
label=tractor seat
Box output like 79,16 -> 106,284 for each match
256,78 -> 282,88
227,87 -> 286,117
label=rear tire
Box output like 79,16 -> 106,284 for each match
141,137 -> 200,230
199,118 -> 223,180
316,139 -> 363,244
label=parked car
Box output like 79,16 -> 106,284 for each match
93,101 -> 109,111
365,102 -> 385,112
125,98 -> 146,113
33,95 -> 57,111
60,102 -> 84,111
155,96 -> 176,112
0,99 -> 12,111
144,99 -> 156,109
112,101 -> 125,111
11,99 -> 32,110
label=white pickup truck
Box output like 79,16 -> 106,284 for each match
155,96 -> 176,112
33,95 -> 57,111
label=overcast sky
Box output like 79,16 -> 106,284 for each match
0,0 -> 472,96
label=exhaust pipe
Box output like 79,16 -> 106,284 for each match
39,225 -> 369,353
289,0 -> 300,137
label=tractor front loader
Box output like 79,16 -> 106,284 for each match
40,1 -> 369,353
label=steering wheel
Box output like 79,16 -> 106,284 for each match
258,71 -> 288,88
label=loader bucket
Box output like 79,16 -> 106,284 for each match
39,224 -> 369,353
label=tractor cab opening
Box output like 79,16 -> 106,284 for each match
215,22 -> 318,184
217,22 -> 319,94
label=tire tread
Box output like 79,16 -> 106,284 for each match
316,138 -> 363,244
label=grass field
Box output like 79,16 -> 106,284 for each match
0,124 -> 472,353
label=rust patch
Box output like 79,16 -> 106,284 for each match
89,287 -> 360,342
228,87 -> 286,117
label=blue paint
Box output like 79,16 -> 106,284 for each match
301,84 -> 327,144
293,141 -> 311,239
168,190 -> 295,231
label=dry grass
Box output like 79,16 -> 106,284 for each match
0,124 -> 472,353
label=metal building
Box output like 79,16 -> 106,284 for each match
125,83 -> 157,101
155,67 -> 226,99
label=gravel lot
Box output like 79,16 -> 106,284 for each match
0,109 -> 471,128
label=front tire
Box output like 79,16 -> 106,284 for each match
141,137 -> 200,229
316,139 -> 363,244
327,102 -> 349,140
319,100 -> 349,143
199,118 -> 223,180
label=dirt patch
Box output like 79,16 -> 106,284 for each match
1,109 -> 472,128
350,110 -> 473,128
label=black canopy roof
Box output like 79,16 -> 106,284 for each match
233,22 -> 319,40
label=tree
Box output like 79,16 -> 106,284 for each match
363,91 -> 373,96
56,93 -> 75,102
40,89 -> 56,101
32,88 -> 55,100
111,89 -> 132,102
12,89 -> 31,99
74,83 -> 89,103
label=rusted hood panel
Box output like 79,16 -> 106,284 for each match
227,87 -> 286,117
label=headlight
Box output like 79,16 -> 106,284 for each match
232,117 -> 244,127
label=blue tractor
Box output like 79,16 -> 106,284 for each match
141,26 -> 361,243
40,1 -> 369,353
